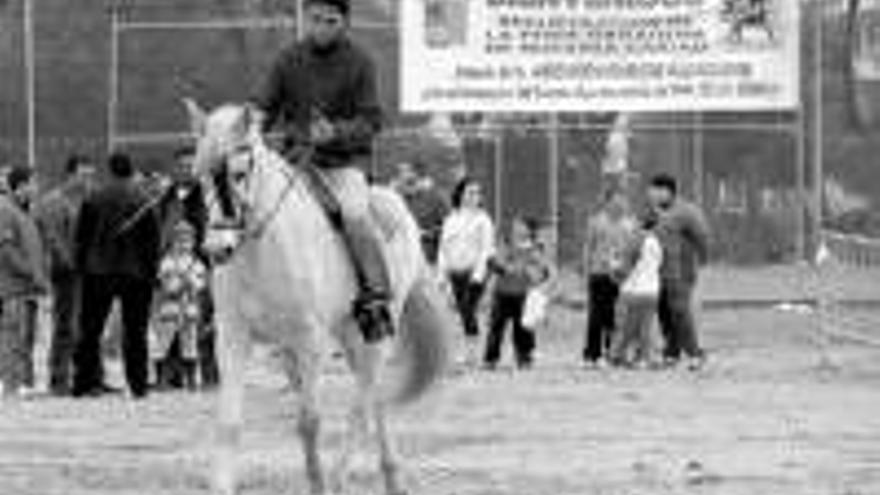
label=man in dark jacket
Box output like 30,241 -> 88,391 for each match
72,153 -> 161,399
647,174 -> 711,370
254,0 -> 392,343
33,154 -> 96,395
158,146 -> 207,257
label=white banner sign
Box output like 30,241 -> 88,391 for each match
401,0 -> 800,112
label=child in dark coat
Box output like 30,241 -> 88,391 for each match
483,217 -> 551,370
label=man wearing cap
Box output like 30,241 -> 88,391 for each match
254,0 -> 392,342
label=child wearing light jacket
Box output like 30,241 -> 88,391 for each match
610,215 -> 663,368
150,221 -> 207,390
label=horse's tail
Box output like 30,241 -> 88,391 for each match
387,274 -> 454,406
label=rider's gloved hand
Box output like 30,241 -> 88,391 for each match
310,111 -> 337,145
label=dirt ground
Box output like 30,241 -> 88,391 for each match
1,296 -> 879,495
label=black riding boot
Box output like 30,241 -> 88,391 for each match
296,160 -> 394,344
342,216 -> 395,344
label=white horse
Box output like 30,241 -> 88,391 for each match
185,101 -> 453,495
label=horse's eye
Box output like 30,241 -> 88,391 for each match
230,170 -> 248,183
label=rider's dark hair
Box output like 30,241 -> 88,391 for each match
305,0 -> 350,17
451,177 -> 479,209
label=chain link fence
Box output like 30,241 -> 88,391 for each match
1,0 -> 878,267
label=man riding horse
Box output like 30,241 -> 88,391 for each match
253,0 -> 393,344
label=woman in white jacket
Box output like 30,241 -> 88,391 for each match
437,178 -> 495,364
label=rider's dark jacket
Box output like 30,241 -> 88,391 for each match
254,36 -> 383,169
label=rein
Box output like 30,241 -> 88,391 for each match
207,144 -> 311,263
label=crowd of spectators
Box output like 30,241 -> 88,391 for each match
0,147 -> 216,400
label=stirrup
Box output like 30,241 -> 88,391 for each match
353,297 -> 394,344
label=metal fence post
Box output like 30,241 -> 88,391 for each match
812,0 -> 825,261
24,0 -> 36,168
107,0 -> 120,154
548,113 -> 560,265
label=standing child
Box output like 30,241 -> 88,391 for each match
610,216 -> 663,369
583,192 -> 636,367
483,217 -> 551,370
150,221 -> 207,390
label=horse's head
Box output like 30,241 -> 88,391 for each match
185,99 -> 265,263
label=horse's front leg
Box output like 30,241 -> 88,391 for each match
293,331 -> 327,495
360,342 -> 408,495
375,388 -> 408,495
330,332 -> 372,495
213,316 -> 250,495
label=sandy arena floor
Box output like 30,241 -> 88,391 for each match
1,305 -> 879,495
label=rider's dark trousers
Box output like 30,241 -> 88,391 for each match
299,162 -> 392,302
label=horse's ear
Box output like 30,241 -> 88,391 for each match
240,103 -> 263,138
182,97 -> 207,136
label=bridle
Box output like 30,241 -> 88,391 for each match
204,141 -> 308,263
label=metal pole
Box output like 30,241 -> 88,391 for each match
107,2 -> 120,153
494,133 -> 503,229
295,0 -> 304,39
548,113 -> 560,264
117,18 -> 299,31
795,130 -> 806,261
24,0 -> 36,168
812,0 -> 825,259
692,112 -> 704,206
795,102 -> 807,263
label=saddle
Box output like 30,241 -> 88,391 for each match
285,148 -> 397,242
